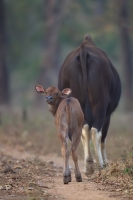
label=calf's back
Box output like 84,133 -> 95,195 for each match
55,97 -> 84,140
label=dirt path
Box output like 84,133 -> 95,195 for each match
0,145 -> 124,200
50,174 -> 121,200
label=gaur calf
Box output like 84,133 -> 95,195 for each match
35,85 -> 84,184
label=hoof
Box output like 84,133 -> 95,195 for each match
76,175 -> 82,182
84,159 -> 95,176
84,168 -> 94,176
63,176 -> 69,184
96,164 -> 104,170
103,163 -> 108,168
84,166 -> 95,176
68,175 -> 72,182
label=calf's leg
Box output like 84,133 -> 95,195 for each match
61,139 -> 71,184
71,131 -> 82,182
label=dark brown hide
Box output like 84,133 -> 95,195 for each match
58,34 -> 121,142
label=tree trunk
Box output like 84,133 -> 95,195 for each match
38,0 -> 68,87
94,0 -> 106,15
36,0 -> 69,105
0,0 -> 10,105
119,0 -> 133,111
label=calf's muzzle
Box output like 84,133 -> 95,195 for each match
46,96 -> 53,103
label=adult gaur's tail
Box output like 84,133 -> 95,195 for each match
80,44 -> 93,128
65,98 -> 72,141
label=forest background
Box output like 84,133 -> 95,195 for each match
0,0 -> 133,119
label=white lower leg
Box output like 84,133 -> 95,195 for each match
81,124 -> 93,161
101,141 -> 108,166
91,127 -> 103,169
81,124 -> 94,175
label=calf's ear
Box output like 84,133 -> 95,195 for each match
61,88 -> 72,98
35,85 -> 46,94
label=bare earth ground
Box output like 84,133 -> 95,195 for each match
0,145 -> 125,200
0,112 -> 133,200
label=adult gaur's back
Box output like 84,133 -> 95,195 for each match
58,34 -> 121,175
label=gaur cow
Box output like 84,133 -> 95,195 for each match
58,34 -> 121,175
35,85 -> 84,184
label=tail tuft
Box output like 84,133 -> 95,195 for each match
66,98 -> 72,141
68,131 -> 72,141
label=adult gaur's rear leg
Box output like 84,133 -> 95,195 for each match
81,124 -> 94,176
91,127 -> 103,170
91,108 -> 106,170
101,116 -> 110,167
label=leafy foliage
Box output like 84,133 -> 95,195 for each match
3,0 -> 133,106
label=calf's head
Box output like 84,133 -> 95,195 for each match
35,85 -> 72,105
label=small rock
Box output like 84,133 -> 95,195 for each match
18,187 -> 24,193
29,182 -> 36,187
10,174 -> 19,179
13,164 -> 22,169
115,188 -> 122,192
4,165 -> 15,173
5,185 -> 12,190
129,184 -> 133,189
0,186 -> 4,190
110,189 -> 115,192
129,189 -> 133,193
37,180 -> 48,188
124,189 -> 128,194
28,187 -> 34,190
